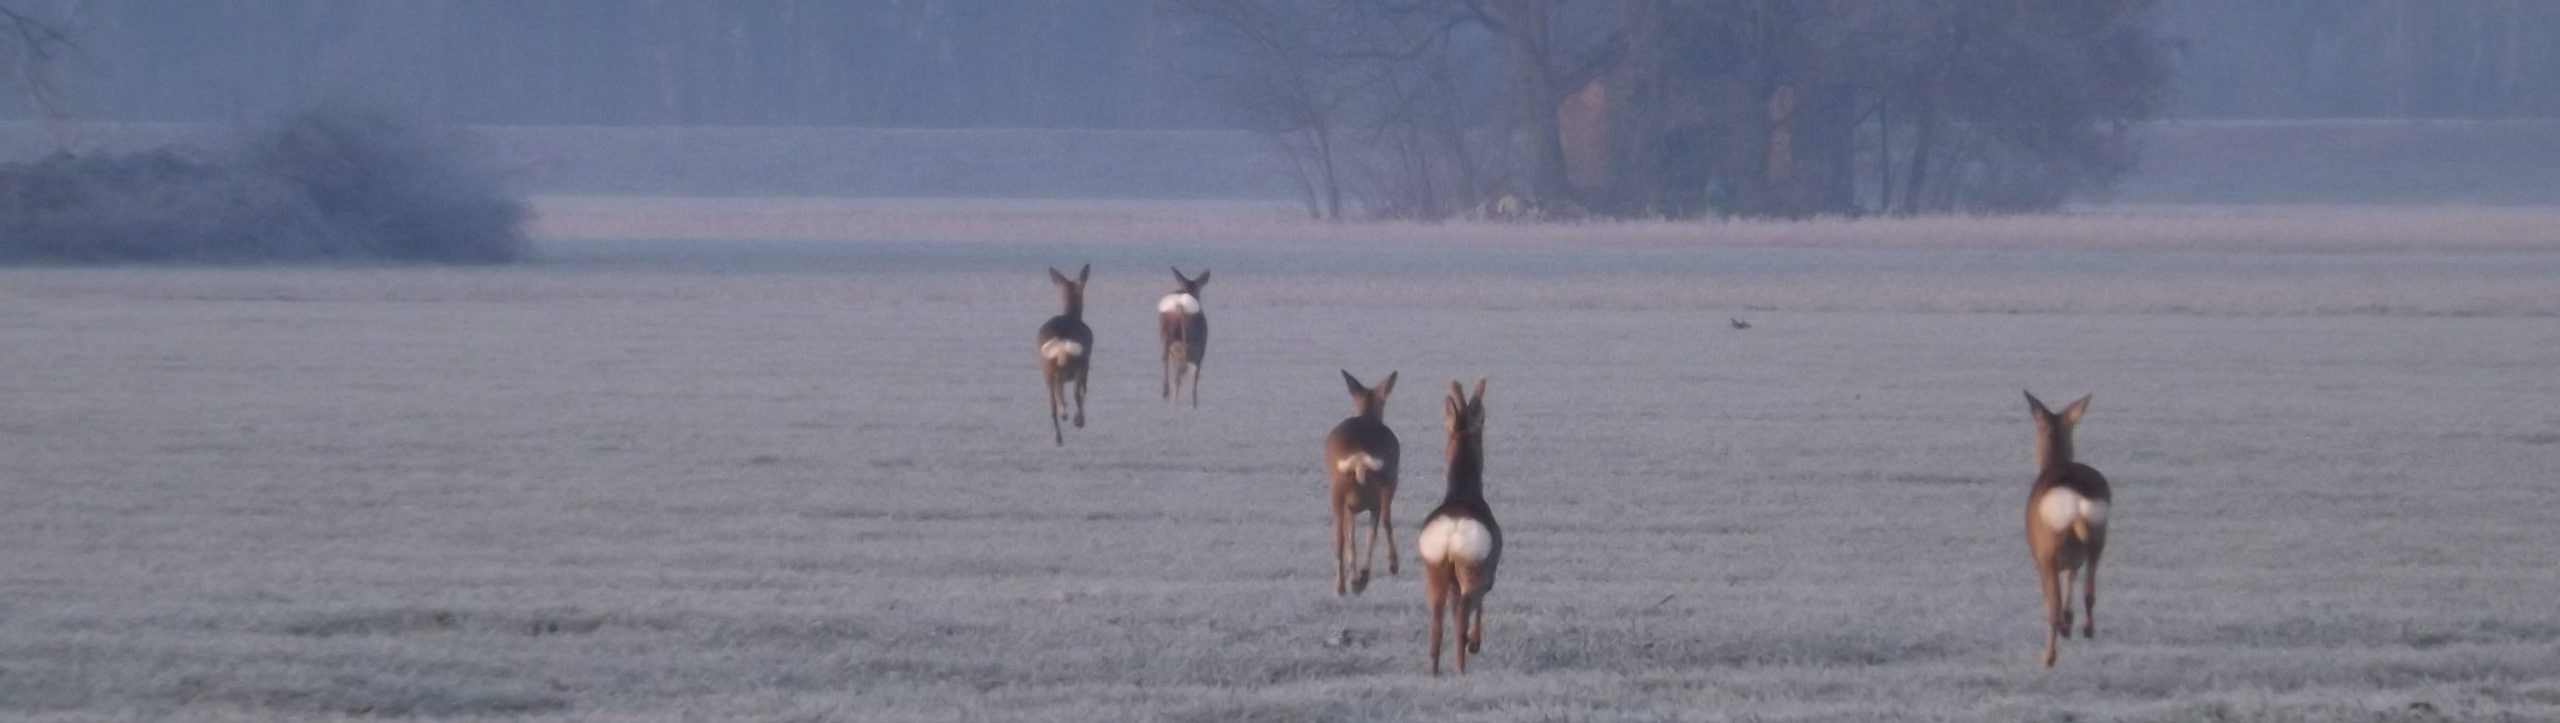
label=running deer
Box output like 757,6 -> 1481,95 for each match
1158,267 -> 1210,406
1419,378 -> 1500,676
2023,391 -> 2110,668
1323,370 -> 1400,596
1035,265 -> 1093,446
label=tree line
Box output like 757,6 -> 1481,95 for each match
3,0 -> 2552,128
1190,0 -> 2172,218
2,1 -> 2555,218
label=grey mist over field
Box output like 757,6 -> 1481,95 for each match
5,2 -> 2559,207
2,3 -> 2559,722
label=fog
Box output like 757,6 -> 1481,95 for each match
11,2 -> 2559,126
0,2 -> 2554,209
5,4 -> 2559,721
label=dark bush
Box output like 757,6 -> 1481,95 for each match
0,104 -> 526,263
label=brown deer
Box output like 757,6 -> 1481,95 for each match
1035,265 -> 1093,446
2023,391 -> 2110,668
1419,378 -> 1500,675
1323,370 -> 1400,596
1158,267 -> 1210,406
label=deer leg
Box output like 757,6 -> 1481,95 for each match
2040,567 -> 2064,668
1044,366 -> 1064,446
1354,506 -> 1380,595
1455,567 -> 1485,671
1425,564 -> 1450,676
1468,594 -> 1485,655
2081,559 -> 2100,640
1161,349 -> 1172,401
1332,501 -> 1351,597
1071,365 -> 1087,428
1453,593 -> 1471,675
1187,361 -> 1201,408
2059,567 -> 2078,638
1380,493 -> 1399,576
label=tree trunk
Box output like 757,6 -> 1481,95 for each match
1875,99 -> 1891,214
1483,0 -> 1573,202
1610,0 -> 1667,214
1899,98 -> 1937,217
1314,123 -> 1345,220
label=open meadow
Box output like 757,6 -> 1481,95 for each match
2,203 -> 2557,721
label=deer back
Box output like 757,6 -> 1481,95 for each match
1038,265 -> 1094,366
1325,417 -> 1400,486
1421,378 -> 1500,565
1158,268 -> 1207,362
1326,370 -> 1400,491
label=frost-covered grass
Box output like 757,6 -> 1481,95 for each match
2,221 -> 2557,721
530,196 -> 2560,253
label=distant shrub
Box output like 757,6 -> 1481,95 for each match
0,103 -> 526,263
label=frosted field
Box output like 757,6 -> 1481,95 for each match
3,209 -> 2559,721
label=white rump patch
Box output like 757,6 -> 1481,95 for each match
1158,293 -> 1200,314
1419,517 -> 1492,565
1040,339 -> 1084,361
2039,488 -> 2092,532
2079,498 -> 2109,528
1334,453 -> 1385,473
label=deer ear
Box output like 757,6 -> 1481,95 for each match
1374,371 -> 1396,399
2058,394 -> 2091,427
1050,267 -> 1070,286
1076,264 -> 1090,284
1171,266 -> 1188,284
2024,390 -> 2051,420
1341,370 -> 1366,397
1192,269 -> 1209,287
1471,377 -> 1488,406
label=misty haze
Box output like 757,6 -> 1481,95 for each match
1,2 -> 2556,721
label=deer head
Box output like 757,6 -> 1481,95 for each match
1443,378 -> 1487,484
2025,391 -> 2090,472
1342,370 -> 1397,420
1172,267 -> 1209,299
1048,264 -> 1089,319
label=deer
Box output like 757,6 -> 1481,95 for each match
1323,370 -> 1401,596
1035,265 -> 1093,446
1158,267 -> 1210,406
1419,378 -> 1500,676
2023,391 -> 2110,668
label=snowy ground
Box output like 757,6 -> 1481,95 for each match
3,208 -> 2557,721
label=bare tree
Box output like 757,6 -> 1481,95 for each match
1181,0 -> 1359,219
0,3 -> 76,132
1190,0 -> 2170,219
1463,0 -> 1575,204
1853,0 -> 2169,214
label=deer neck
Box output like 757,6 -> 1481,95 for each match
1442,437 -> 1484,504
2035,432 -> 2073,474
1060,292 -> 1083,320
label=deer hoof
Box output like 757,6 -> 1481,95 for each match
1350,570 -> 1369,595
2083,624 -> 2096,639
1073,415 -> 1085,428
